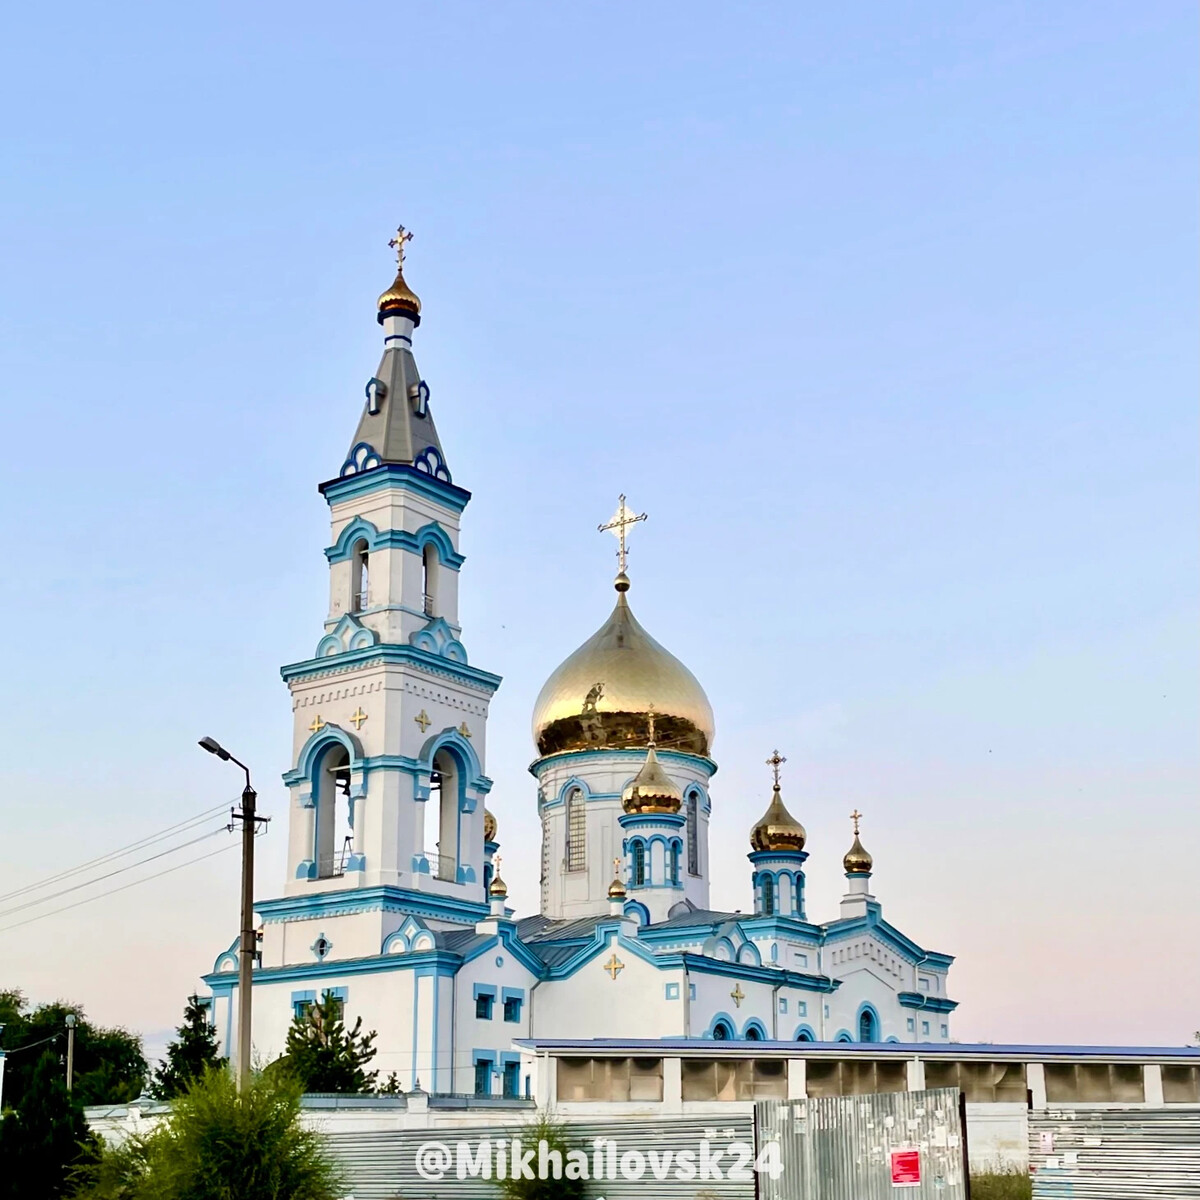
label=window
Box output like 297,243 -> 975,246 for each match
433,750 -> 459,883
681,1059 -> 786,1102
502,1061 -> 520,1099
474,1058 -> 492,1097
798,1001 -> 807,1017
503,996 -> 522,1023
921,1021 -> 930,1036
293,999 -> 312,1020
632,841 -> 646,887
670,842 -> 681,885
565,789 -> 586,871
940,1024 -> 948,1038
323,990 -> 345,1022
314,745 -> 352,879
919,976 -> 931,992
711,1020 -> 733,1040
351,540 -> 369,612
779,998 -> 788,1014
686,791 -> 699,874
761,876 -> 775,916
556,1058 -> 663,1102
858,1007 -> 879,1043
422,543 -> 437,616
475,991 -> 495,1020
907,1017 -> 915,1033
796,1028 -> 813,1042
796,953 -> 808,969
745,1026 -> 762,1041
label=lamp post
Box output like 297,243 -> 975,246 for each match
198,736 -> 265,1089
64,1013 -> 76,1092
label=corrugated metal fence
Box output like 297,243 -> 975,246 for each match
756,1088 -> 969,1200
324,1114 -> 756,1199
1029,1108 -> 1200,1198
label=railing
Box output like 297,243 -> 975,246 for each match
422,592 -> 435,617
420,851 -> 458,883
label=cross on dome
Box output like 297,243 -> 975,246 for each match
850,809 -> 863,835
598,494 -> 648,578
767,749 -> 787,788
388,225 -> 413,266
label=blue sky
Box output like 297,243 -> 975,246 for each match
1,2 -> 1195,1055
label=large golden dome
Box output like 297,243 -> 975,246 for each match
532,585 -> 715,758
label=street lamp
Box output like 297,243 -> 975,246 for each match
198,736 -> 263,1089
64,1013 -> 76,1092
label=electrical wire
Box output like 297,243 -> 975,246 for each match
0,826 -> 233,921
0,840 -> 241,935
0,803 -> 229,905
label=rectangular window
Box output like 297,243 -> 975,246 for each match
556,1057 -> 664,1102
680,1059 -> 787,1102
665,983 -> 680,1000
686,793 -> 699,874
906,1017 -> 915,1033
921,1021 -> 930,1035
940,1024 -> 948,1038
474,1059 -> 492,1097
502,1060 -> 520,1099
475,993 -> 494,1020
566,790 -> 586,871
798,1002 -> 807,1017
796,953 -> 808,968
778,998 -> 788,1014
503,997 -> 522,1023
918,977 -> 931,992
293,1000 -> 312,1020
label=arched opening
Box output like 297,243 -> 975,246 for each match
432,748 -> 460,882
744,1024 -> 764,1041
422,543 -> 438,617
795,1028 -> 814,1042
858,1006 -> 880,1043
314,744 -> 352,878
761,875 -> 775,916
669,841 -> 681,886
686,790 -> 699,875
565,788 -> 586,872
711,1019 -> 733,1040
631,840 -> 646,887
351,540 -> 370,613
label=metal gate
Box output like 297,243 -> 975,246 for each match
1029,1108 -> 1200,1198
756,1087 -> 970,1200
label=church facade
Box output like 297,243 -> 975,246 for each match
202,233 -> 957,1096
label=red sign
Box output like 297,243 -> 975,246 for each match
890,1147 -> 921,1187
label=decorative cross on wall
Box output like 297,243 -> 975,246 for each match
598,494 -> 648,576
603,953 -> 625,981
350,707 -> 368,730
309,715 -> 327,734
730,983 -> 745,1008
414,710 -> 431,732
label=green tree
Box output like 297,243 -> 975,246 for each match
149,996 -> 224,1100
72,1067 -> 344,1200
0,1050 -> 91,1200
498,1111 -> 588,1200
276,993 -> 378,1094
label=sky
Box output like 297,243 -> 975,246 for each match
0,2 -> 1196,1062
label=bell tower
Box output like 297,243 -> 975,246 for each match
278,229 -> 501,921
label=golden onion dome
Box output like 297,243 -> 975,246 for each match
532,586 -> 715,759
621,744 -> 684,814
377,227 -> 422,324
608,876 -> 627,900
844,833 -> 873,874
488,870 -> 508,899
749,783 -> 807,854
483,809 -> 497,843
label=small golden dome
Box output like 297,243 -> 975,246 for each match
844,834 -> 873,874
483,809 -> 497,843
749,784 -> 807,854
532,587 -> 714,759
488,870 -> 508,899
621,743 -> 684,814
608,876 -> 627,900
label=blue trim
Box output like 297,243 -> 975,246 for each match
320,462 -> 471,512
742,1019 -> 768,1040
618,812 -> 686,831
793,1024 -> 817,1041
856,1002 -> 881,1043
623,899 -> 650,925
281,643 -> 501,694
326,518 -> 465,570
897,992 -> 959,1014
834,1030 -> 853,1043
531,745 -> 717,779
705,1012 -> 737,1039
255,885 -> 489,927
665,982 -> 680,1000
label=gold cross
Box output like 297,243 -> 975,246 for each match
308,715 -> 326,734
414,710 -> 431,732
598,494 -> 648,576
603,953 -> 625,981
766,749 -> 786,787
388,225 -> 412,266
612,857 -> 623,877
730,983 -> 745,1008
458,722 -> 472,739
493,854 -> 501,874
349,707 -> 368,730
850,809 -> 862,835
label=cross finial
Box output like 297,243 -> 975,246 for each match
612,856 -> 622,878
493,854 -> 502,874
598,494 -> 648,577
850,809 -> 862,835
766,749 -> 786,788
388,225 -> 413,267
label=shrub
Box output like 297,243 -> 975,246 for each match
970,1169 -> 1033,1200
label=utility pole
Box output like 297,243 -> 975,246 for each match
65,1013 -> 76,1092
199,737 -> 268,1089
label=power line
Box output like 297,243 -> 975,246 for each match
0,840 -> 240,935
0,826 -> 232,921
0,803 -> 230,905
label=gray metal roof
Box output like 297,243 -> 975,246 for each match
349,340 -> 445,471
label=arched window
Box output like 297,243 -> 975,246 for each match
761,875 -> 775,916
432,749 -> 459,882
858,1006 -> 879,1043
686,790 -> 699,875
744,1024 -> 763,1041
669,841 -> 681,886
351,540 -> 370,613
314,744 -> 352,878
632,840 -> 646,887
712,1020 -> 732,1040
795,1028 -> 814,1042
565,788 -> 586,872
422,543 -> 437,617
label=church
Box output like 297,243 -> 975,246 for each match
201,232 -> 957,1097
